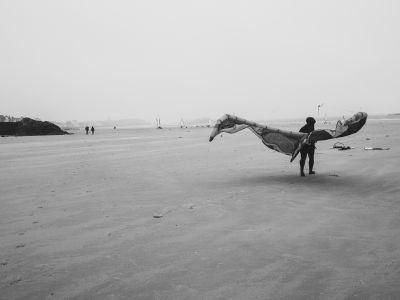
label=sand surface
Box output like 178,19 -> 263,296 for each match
1,120 -> 400,300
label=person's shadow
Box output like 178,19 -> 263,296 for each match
220,171 -> 367,193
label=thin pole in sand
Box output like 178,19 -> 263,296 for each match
317,103 -> 324,116
156,118 -> 162,129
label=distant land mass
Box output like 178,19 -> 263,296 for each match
101,118 -> 151,127
54,118 -> 151,129
180,117 -> 213,127
0,118 -> 68,136
1,114 -> 151,131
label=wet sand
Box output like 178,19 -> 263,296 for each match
1,119 -> 399,300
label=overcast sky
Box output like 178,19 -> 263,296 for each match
1,0 -> 399,123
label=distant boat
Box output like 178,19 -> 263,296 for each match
180,118 -> 187,128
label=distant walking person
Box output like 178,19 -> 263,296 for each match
91,126 -> 95,135
299,117 -> 316,177
85,126 -> 89,135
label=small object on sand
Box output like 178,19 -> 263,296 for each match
366,138 -> 371,140
0,261 -> 8,266
153,214 -> 163,218
332,142 -> 353,150
338,147 -> 352,151
333,142 -> 345,148
16,243 -> 25,248
9,277 -> 22,285
364,147 -> 390,150
328,174 -> 339,177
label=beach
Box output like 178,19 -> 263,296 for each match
1,119 -> 399,300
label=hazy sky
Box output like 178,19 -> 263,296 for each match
1,0 -> 399,123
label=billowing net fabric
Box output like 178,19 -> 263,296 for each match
209,112 -> 367,162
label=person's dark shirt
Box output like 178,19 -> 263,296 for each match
299,123 -> 315,146
299,124 -> 314,134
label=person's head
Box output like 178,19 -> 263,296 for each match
306,117 -> 316,125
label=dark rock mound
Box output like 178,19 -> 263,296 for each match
0,118 -> 69,136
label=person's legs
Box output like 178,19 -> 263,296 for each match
300,148 -> 307,176
308,147 -> 315,174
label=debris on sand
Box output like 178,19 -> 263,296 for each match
9,277 -> 22,285
153,208 -> 173,218
333,142 -> 345,148
364,147 -> 390,150
0,118 -> 69,136
183,203 -> 195,210
338,147 -> 352,151
0,261 -> 8,266
328,174 -> 340,177
16,243 -> 25,248
332,142 -> 353,151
